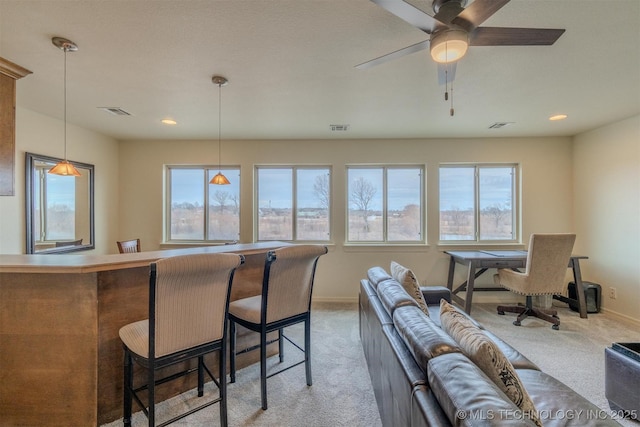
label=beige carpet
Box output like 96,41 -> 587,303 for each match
102,301 -> 639,427
101,302 -> 382,427
470,301 -> 639,427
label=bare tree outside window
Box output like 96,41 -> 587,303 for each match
313,174 -> 330,211
351,176 -> 376,232
230,194 -> 239,214
213,190 -> 230,213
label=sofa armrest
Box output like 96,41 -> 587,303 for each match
421,286 -> 451,305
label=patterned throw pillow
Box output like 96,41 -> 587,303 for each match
439,300 -> 541,427
390,261 -> 430,316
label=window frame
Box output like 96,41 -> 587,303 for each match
254,165 -> 332,243
439,163 -> 519,244
345,164 -> 425,245
164,165 -> 241,243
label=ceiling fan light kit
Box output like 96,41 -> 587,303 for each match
430,29 -> 469,63
362,0 -> 565,117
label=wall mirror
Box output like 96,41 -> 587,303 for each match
25,152 -> 94,254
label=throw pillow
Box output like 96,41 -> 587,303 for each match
439,300 -> 541,427
390,261 -> 430,316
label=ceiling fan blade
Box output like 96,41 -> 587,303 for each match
370,0 -> 439,33
470,27 -> 566,46
451,0 -> 510,32
355,39 -> 430,69
437,62 -> 457,85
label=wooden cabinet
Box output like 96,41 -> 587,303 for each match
0,242 -> 288,426
0,57 -> 32,196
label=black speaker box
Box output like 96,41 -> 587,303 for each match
568,281 -> 601,313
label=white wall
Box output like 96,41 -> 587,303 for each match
573,115 -> 640,322
118,136 -> 574,304
0,107 -> 119,254
8,109 -> 637,321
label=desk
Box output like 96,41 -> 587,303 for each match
445,250 -> 589,318
0,242 -> 290,426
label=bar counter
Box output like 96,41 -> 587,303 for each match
0,242 -> 290,426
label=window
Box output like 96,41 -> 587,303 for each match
166,166 -> 240,242
34,166 -> 76,241
439,164 -> 517,242
256,167 -> 331,242
347,166 -> 424,243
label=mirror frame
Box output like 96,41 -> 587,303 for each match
25,152 -> 95,254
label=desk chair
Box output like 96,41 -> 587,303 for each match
228,245 -> 327,410
117,238 -> 141,253
495,233 -> 576,330
119,253 -> 243,427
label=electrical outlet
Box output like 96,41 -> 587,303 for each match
608,287 -> 617,299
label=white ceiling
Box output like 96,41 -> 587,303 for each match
1,0 -> 638,141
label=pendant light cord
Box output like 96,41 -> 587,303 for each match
63,46 -> 68,160
218,82 -> 222,169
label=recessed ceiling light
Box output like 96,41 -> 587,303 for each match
549,114 -> 568,121
161,119 -> 177,125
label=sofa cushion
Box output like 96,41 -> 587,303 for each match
390,261 -> 430,316
377,279 -> 419,318
517,368 -> 621,426
367,266 -> 393,291
428,352 -> 536,426
427,300 -> 484,330
483,330 -> 540,371
440,300 -> 541,427
393,305 -> 462,374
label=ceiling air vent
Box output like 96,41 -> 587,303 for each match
98,107 -> 132,116
488,122 -> 514,129
330,124 -> 350,131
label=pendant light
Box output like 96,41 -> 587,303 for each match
49,37 -> 81,177
210,75 -> 230,185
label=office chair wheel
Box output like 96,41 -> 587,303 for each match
552,324 -> 559,330
513,320 -> 521,326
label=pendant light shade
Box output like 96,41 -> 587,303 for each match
210,172 -> 231,185
48,160 -> 82,177
210,75 -> 230,185
49,37 -> 81,177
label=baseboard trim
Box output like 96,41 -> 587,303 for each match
599,307 -> 640,327
313,297 -> 358,304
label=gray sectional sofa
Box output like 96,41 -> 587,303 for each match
359,265 -> 621,426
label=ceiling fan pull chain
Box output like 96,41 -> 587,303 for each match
444,67 -> 449,101
450,80 -> 455,116
444,43 -> 450,101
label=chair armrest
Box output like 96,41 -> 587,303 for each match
421,286 -> 451,305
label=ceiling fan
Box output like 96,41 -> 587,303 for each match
357,0 -> 565,82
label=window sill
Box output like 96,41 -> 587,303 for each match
342,243 -> 430,253
435,242 -> 525,251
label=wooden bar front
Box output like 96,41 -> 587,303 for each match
0,242 -> 289,426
